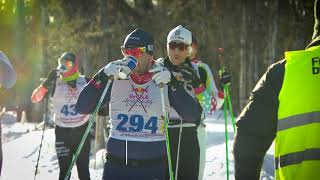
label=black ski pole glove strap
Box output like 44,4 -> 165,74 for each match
89,68 -> 109,89
219,70 -> 231,89
43,69 -> 59,89
178,63 -> 202,88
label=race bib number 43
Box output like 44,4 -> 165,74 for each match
60,104 -> 78,116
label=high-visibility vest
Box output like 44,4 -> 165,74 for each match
276,45 -> 320,180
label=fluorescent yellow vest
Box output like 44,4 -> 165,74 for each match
276,46 -> 320,180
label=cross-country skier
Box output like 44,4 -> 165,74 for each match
31,52 -> 91,180
75,27 -> 203,180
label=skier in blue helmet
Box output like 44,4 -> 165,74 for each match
75,27 -> 203,180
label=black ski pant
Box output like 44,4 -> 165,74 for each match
168,126 -> 200,180
103,153 -> 167,180
55,123 -> 91,180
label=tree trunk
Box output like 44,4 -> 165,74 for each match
239,0 -> 248,110
79,48 -> 91,75
40,0 -> 49,75
99,0 -> 109,65
268,0 -> 279,66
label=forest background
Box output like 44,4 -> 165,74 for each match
0,0 -> 314,120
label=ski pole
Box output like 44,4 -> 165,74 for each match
218,48 -> 236,180
222,88 -> 230,180
64,78 -> 112,180
219,48 -> 230,180
34,113 -> 46,180
159,83 -> 174,180
175,118 -> 183,180
218,48 -> 236,132
225,85 -> 235,132
34,87 -> 51,180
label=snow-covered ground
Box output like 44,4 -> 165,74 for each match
203,111 -> 274,180
0,111 -> 274,180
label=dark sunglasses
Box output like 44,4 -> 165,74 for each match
169,42 -> 188,51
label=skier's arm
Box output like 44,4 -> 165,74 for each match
168,84 -> 203,123
75,68 -> 112,115
233,60 -> 285,180
31,70 -> 58,103
195,63 -> 224,114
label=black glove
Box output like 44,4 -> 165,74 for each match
219,70 -> 231,89
43,69 -> 59,88
178,63 -> 202,88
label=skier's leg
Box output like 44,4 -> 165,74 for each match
178,127 -> 200,180
102,161 -> 125,180
134,163 -> 166,180
55,126 -> 72,180
103,154 -> 166,180
197,122 -> 207,180
75,125 -> 91,180
168,127 -> 178,177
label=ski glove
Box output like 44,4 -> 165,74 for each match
150,62 -> 171,85
219,70 -> 231,88
103,56 -> 137,79
178,63 -> 202,88
43,69 -> 59,88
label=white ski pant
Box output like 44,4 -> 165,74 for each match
197,123 -> 207,180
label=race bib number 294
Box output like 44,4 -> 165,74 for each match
116,113 -> 158,134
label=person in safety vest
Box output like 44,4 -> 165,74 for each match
31,52 -> 91,180
0,51 -> 16,176
75,28 -> 202,180
233,0 -> 320,179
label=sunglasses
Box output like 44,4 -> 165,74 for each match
169,42 -> 188,51
58,59 -> 74,72
122,47 -> 146,58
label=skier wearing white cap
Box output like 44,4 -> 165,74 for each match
158,25 -> 230,180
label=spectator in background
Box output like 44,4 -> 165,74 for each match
0,50 -> 17,175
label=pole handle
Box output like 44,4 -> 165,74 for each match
218,48 -> 226,74
218,48 -> 225,65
